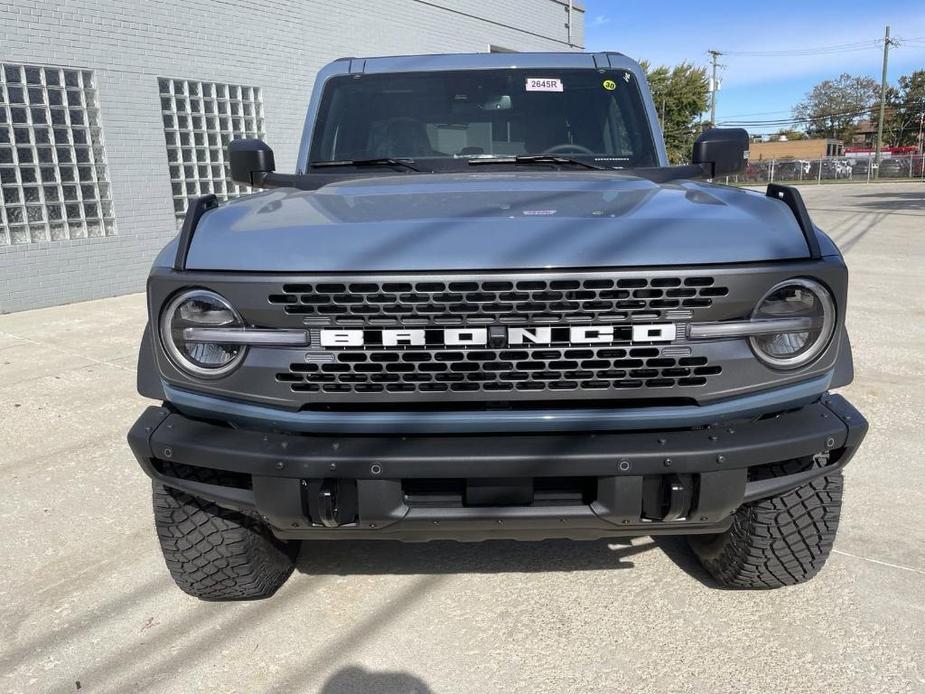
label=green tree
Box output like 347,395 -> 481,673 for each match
792,73 -> 879,141
884,70 -> 925,147
641,61 -> 710,163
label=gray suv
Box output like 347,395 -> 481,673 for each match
128,52 -> 867,600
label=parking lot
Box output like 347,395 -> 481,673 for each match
1,182 -> 923,693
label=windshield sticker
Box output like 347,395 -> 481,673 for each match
525,77 -> 563,92
602,79 -> 617,91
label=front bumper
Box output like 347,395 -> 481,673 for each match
128,395 -> 866,541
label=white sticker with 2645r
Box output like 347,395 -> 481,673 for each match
525,77 -> 563,92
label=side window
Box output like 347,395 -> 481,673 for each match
158,77 -> 265,222
0,63 -> 115,244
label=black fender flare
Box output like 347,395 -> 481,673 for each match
830,326 -> 854,389
137,323 -> 166,400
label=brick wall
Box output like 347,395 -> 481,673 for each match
0,0 -> 584,313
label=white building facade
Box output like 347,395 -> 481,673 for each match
0,0 -> 584,312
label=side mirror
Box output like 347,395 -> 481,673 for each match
692,128 -> 749,178
229,138 -> 275,186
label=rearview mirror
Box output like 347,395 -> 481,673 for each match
229,138 -> 276,186
692,128 -> 749,178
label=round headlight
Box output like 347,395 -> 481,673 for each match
750,279 -> 836,369
160,289 -> 245,377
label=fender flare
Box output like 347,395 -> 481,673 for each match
137,323 -> 166,401
830,326 -> 854,389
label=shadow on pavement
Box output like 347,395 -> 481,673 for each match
320,665 -> 433,694
850,190 -> 925,199
846,189 -> 925,211
295,537 -> 657,576
852,199 -> 925,212
653,536 -> 722,588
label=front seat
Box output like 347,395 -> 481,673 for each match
373,117 -> 440,158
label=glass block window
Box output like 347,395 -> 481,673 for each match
158,78 -> 265,220
0,63 -> 115,245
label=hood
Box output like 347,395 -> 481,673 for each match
183,173 -> 811,272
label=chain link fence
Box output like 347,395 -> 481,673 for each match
722,153 -> 925,185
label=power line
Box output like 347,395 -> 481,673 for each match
408,0 -> 583,49
721,108 -> 798,118
718,40 -> 881,57
666,104 -> 886,137
720,104 -> 886,127
715,34 -> 925,58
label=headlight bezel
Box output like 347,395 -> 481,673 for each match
748,278 -> 836,370
159,288 -> 247,378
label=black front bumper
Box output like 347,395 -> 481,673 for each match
128,395 -> 866,541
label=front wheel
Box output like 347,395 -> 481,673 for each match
688,459 -> 843,589
152,471 -> 299,601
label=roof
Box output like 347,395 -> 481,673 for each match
333,52 -> 637,75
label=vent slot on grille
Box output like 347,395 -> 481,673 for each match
270,276 -> 728,326
277,346 -> 722,396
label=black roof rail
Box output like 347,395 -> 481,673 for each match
766,183 -> 822,259
173,194 -> 218,271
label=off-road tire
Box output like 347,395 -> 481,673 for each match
689,459 -> 843,589
152,471 -> 299,601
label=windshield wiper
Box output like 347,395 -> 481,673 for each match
311,158 -> 423,172
468,155 -> 606,170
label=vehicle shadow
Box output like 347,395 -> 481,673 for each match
295,537 -> 657,576
850,190 -> 925,199
653,535 -> 723,588
846,190 -> 925,211
319,665 -> 434,694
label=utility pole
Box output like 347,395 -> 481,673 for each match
874,25 -> 894,177
708,50 -> 722,126
917,106 -> 924,155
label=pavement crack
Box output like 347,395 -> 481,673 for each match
0,330 -> 136,373
832,549 -> 925,576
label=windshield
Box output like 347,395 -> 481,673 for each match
309,69 -> 659,169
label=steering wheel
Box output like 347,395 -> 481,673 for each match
543,143 -> 595,155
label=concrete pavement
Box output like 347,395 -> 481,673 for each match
1,182 -> 923,693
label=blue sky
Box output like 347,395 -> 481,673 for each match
582,0 -> 925,134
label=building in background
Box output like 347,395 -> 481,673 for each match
0,0 -> 584,313
748,138 -> 844,161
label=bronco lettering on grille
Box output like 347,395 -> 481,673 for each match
319,324 -> 677,348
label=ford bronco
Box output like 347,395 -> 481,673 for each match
128,52 -> 867,600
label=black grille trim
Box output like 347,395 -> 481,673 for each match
270,276 -> 728,327
278,346 -> 722,396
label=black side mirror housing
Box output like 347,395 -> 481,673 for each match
229,138 -> 276,186
692,128 -> 749,178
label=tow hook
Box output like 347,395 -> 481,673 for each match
306,479 -> 359,528
662,473 -> 694,521
317,480 -> 340,528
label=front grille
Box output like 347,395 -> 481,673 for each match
260,270 -> 743,402
155,262 -> 844,407
269,276 -> 729,327
277,346 -> 723,395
